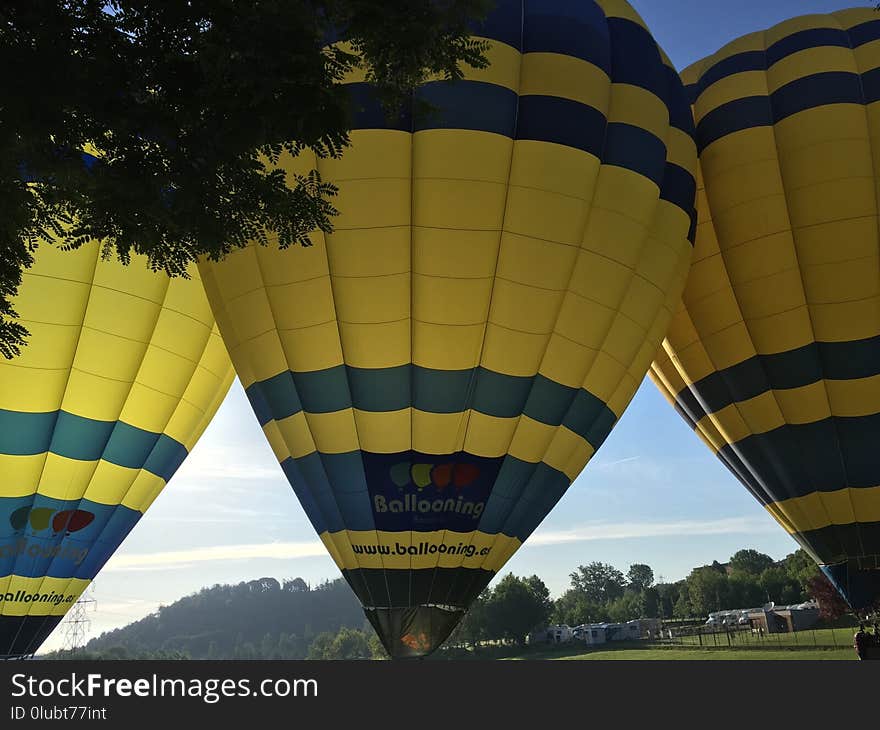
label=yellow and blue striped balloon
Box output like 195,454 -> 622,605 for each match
650,7 -> 880,610
1,238 -> 234,657
202,0 -> 697,657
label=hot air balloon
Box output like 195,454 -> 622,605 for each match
650,7 -> 880,611
1,238 -> 234,658
201,0 -> 697,657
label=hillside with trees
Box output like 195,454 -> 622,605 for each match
71,577 -> 369,659
50,548 -> 851,659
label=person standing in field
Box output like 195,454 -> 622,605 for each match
854,624 -> 868,660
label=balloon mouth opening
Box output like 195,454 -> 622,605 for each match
1,615 -> 64,659
364,604 -> 466,659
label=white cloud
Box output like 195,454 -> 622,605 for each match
528,516 -> 778,546
586,454 -> 670,482
174,443 -> 284,483
103,540 -> 329,572
593,456 -> 641,469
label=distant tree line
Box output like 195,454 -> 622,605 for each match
449,549 -> 841,650
49,576 -> 369,660
47,547 -> 852,660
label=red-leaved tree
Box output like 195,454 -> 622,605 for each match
806,574 -> 851,620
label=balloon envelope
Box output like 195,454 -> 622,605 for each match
202,0 -> 696,657
1,242 -> 234,657
650,7 -> 880,610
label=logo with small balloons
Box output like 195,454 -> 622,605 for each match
362,451 -> 502,532
9,506 -> 95,535
388,462 -> 481,492
1,504 -> 95,568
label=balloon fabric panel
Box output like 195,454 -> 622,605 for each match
202,0 -> 697,657
1,240 -> 234,657
651,8 -> 880,609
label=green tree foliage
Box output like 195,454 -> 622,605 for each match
686,566 -> 729,616
79,576 -> 365,659
485,574 -> 553,645
672,591 -> 694,620
440,551 -> 839,655
655,581 -> 683,619
307,627 -> 378,659
728,549 -> 775,577
606,592 -> 643,623
452,589 -> 490,647
569,562 -> 627,604
0,0 -> 491,356
678,549 -> 822,619
552,589 -> 608,627
47,548 -> 836,660
626,563 -> 654,592
783,549 -> 822,592
727,571 -> 765,609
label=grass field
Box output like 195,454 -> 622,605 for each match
555,647 -> 854,660
443,625 -> 865,660
673,626 -> 857,649
484,634 -> 859,660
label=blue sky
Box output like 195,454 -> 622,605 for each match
46,0 -> 868,650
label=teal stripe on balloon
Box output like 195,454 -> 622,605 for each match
0,409 -> 188,482
246,366 -> 618,450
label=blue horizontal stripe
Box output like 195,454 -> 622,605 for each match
245,370 -> 302,424
666,410 -> 880,515
602,123 -> 667,188
717,413 -> 880,502
766,27 -> 852,66
346,83 -> 412,131
860,66 -> 880,104
697,71 -> 865,149
0,410 -> 58,454
516,94 -> 605,155
661,162 -> 698,223
470,0 -> 522,50
349,82 -> 692,223
523,0 -> 611,74
143,435 -> 189,482
847,18 -> 880,48
772,71 -> 862,122
100,421 -> 160,469
696,95 -> 772,150
607,16 -> 666,107
0,495 -> 141,580
696,51 -> 766,99
0,409 -> 188,482
607,15 -> 694,144
351,84 -> 677,190
694,19 -> 880,99
246,366 -> 618,450
674,334 -> 880,420
415,80 -> 518,136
